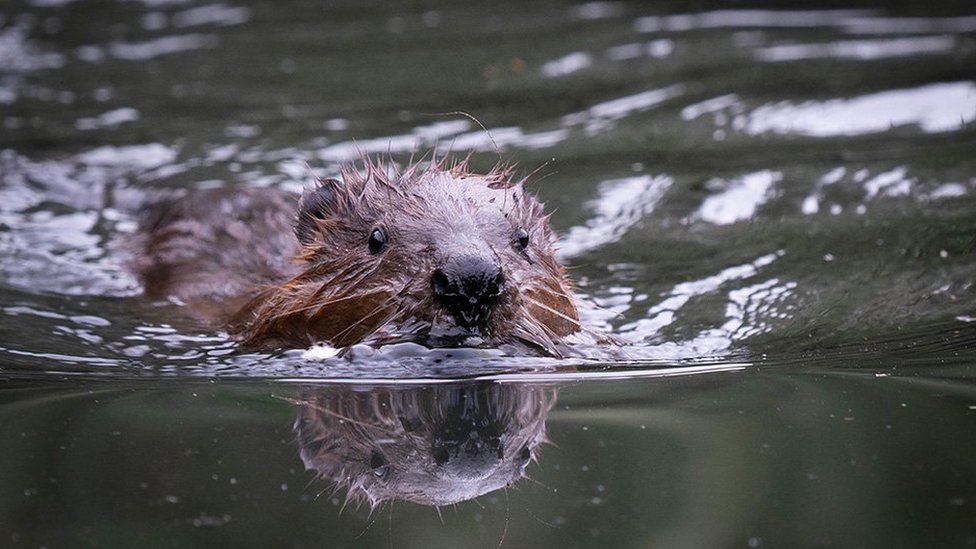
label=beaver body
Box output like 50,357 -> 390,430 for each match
133,158 -> 581,356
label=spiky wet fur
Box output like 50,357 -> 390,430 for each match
135,155 -> 581,356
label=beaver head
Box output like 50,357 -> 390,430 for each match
234,157 -> 580,355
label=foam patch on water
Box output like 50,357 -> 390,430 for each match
302,344 -> 343,360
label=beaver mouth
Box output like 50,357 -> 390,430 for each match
435,299 -> 501,331
425,318 -> 492,343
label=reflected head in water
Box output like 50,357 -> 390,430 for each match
291,381 -> 555,507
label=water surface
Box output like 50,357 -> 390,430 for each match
1,0 -> 975,546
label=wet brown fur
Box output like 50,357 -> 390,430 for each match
134,156 -> 581,355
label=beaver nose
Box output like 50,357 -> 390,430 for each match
431,434 -> 502,481
431,254 -> 505,328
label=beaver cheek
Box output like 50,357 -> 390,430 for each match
305,290 -> 394,347
524,280 -> 580,337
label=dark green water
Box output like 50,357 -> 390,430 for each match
2,0 -> 976,546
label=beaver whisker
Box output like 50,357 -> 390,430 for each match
520,294 -> 582,328
325,301 -> 397,344
264,291 -> 365,320
522,294 -> 610,344
509,316 -> 560,354
294,399 -> 402,436
324,284 -> 419,344
304,259 -> 377,291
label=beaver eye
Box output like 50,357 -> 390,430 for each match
514,228 -> 529,250
368,228 -> 387,255
370,450 -> 390,478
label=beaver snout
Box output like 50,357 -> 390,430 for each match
431,254 -> 505,329
431,434 -> 502,480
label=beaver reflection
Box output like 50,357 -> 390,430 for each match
292,382 -> 555,507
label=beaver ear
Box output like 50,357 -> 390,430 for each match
295,179 -> 341,245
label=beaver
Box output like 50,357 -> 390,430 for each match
133,157 -> 582,356
291,381 -> 555,507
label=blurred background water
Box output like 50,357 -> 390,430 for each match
1,0 -> 975,546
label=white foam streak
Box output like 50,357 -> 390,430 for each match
756,36 -> 955,62
841,15 -> 976,34
928,183 -> 968,199
745,82 -> 976,136
541,52 -> 593,77
0,24 -> 65,72
317,120 -> 472,161
75,108 -> 140,130
634,9 -> 875,33
695,170 -> 781,225
619,252 -> 781,343
76,144 -> 178,169
605,39 -> 674,61
681,94 -> 740,120
863,167 -> 911,200
172,3 -> 251,28
569,2 -> 622,21
586,85 -> 684,120
557,175 -> 672,259
106,34 -> 217,60
633,10 -> 976,36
